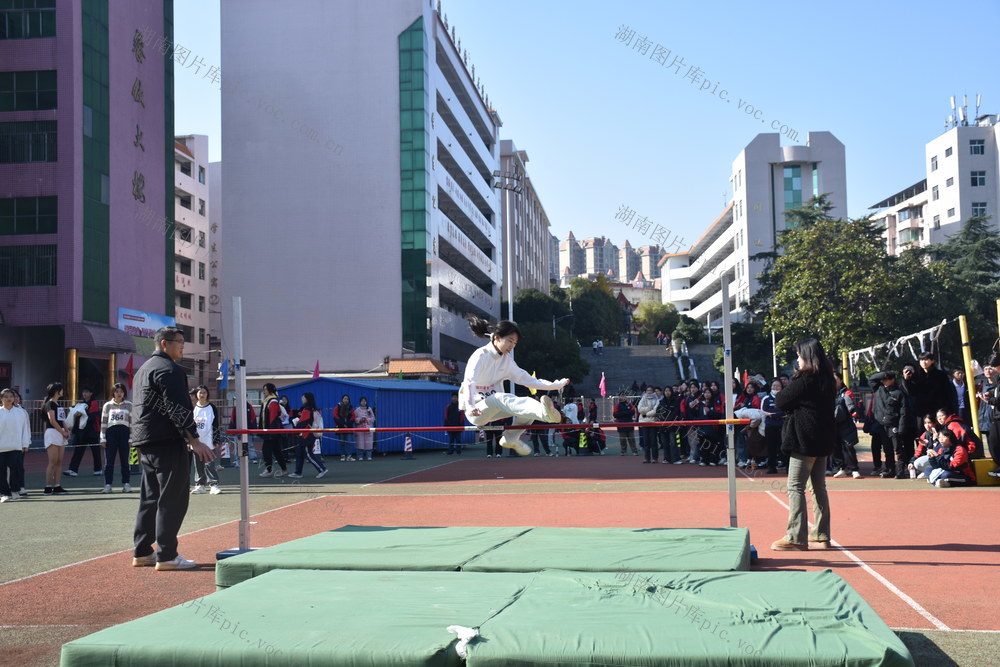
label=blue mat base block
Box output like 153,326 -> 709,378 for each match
61,569 -> 913,667
215,525 -> 751,588
215,548 -> 257,561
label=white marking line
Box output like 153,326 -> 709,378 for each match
764,490 -> 950,631
891,627 -> 1000,634
0,624 -> 92,629
0,495 -> 327,588
360,459 -> 464,487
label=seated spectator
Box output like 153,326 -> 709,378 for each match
913,427 -> 976,488
908,415 -> 939,479
937,408 -> 980,458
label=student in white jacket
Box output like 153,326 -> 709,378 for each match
460,318 -> 568,456
1,388 -> 32,502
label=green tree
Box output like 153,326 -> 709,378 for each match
566,276 -> 623,345
748,195 -> 895,357
672,314 -> 706,345
633,301 -> 680,344
510,289 -> 589,387
712,322 -> 774,376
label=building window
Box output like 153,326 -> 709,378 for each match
0,1 -> 56,39
198,261 -> 205,280
931,185 -> 939,201
198,198 -> 205,216
198,166 -> 205,184
972,202 -> 987,216
812,163 -> 819,198
178,195 -> 192,210
178,324 -> 194,342
177,258 -> 192,276
0,69 -> 56,111
198,327 -> 205,345
971,171 -> 986,187
198,230 -> 206,248
198,295 -> 205,312
0,120 -> 56,162
930,156 -> 938,171
783,165 -> 802,210
178,160 -> 191,177
0,244 -> 56,286
946,177 -> 954,187
932,215 -> 940,229
0,196 -> 56,235
970,139 -> 985,155
945,147 -> 953,157
176,224 -> 192,243
176,291 -> 192,310
947,208 -> 956,218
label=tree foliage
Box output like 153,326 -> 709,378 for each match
566,276 -> 623,345
749,196 -> 1000,365
510,288 -> 589,385
672,314 -> 706,344
633,301 -> 680,344
712,322 -> 775,377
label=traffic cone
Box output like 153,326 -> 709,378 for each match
401,433 -> 415,460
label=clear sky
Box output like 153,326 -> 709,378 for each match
174,0 -> 999,251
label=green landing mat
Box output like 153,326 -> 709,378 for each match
62,569 -> 913,666
215,525 -> 751,588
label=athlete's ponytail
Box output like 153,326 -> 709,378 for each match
468,317 -> 521,341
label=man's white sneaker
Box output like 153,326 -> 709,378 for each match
916,472 -> 926,479
540,395 -> 561,423
209,485 -> 222,495
101,484 -> 112,494
191,484 -> 208,494
832,469 -> 848,478
155,555 -> 197,571
0,495 -> 11,503
259,470 -> 272,478
63,470 -> 78,477
287,473 -> 303,478
935,479 -> 951,488
273,469 -> 286,478
316,469 -> 328,479
499,434 -> 532,456
122,483 -> 132,493
851,471 -> 862,479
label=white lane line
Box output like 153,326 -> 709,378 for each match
361,460 -> 459,487
891,627 -> 1000,634
764,490 -> 950,631
0,495 -> 327,588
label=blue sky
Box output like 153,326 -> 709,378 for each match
174,0 -> 999,250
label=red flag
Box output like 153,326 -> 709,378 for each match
313,361 -> 320,379
741,370 -> 749,387
125,354 -> 135,389
598,372 -> 607,398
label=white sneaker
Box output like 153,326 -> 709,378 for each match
64,470 -> 78,477
18,488 -> 27,495
101,484 -> 112,494
122,483 -> 133,493
499,434 -> 532,456
208,484 -> 221,495
259,469 -> 272,478
9,492 -> 21,500
340,455 -> 346,461
316,469 -> 328,479
851,471 -> 862,479
0,495 -> 11,503
935,479 -> 951,488
346,456 -> 356,462
287,473 -> 303,478
93,470 -> 103,476
832,469 -> 848,478
540,395 -> 561,423
155,555 -> 197,571
273,469 -> 286,478
916,472 -> 926,479
191,484 -> 208,494
673,460 -> 683,465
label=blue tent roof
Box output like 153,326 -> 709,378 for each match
279,377 -> 458,392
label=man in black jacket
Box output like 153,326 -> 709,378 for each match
912,352 -> 958,420
131,327 -> 215,571
872,371 -> 911,479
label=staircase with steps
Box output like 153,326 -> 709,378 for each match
572,345 -> 680,399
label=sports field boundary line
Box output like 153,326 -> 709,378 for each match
891,627 -> 1000,634
0,494 -> 328,588
764,489 -> 950,631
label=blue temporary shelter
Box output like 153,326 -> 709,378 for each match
276,377 -> 468,454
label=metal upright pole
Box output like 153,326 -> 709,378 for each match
234,296 -> 251,552
721,279 -> 738,528
771,331 -> 779,378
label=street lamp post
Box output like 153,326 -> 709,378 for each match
492,169 -> 522,322
553,313 -> 574,339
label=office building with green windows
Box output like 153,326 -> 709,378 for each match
220,0 -> 502,381
0,0 -> 175,398
660,131 -> 846,329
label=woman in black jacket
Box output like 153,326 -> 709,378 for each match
771,338 -> 837,551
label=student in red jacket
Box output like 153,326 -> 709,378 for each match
936,408 -> 979,457
924,428 -> 975,488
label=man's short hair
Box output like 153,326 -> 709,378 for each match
154,326 -> 184,345
918,352 -> 935,361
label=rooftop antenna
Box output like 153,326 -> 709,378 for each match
949,96 -> 956,128
963,94 -> 969,126
958,106 -> 966,126
975,94 -> 982,119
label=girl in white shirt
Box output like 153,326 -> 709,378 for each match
99,383 -> 133,493
191,385 -> 221,494
460,317 -> 569,456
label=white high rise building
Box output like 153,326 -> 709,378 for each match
661,131 -> 847,327
220,0 -> 502,378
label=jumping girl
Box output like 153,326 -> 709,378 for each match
461,317 -> 568,456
